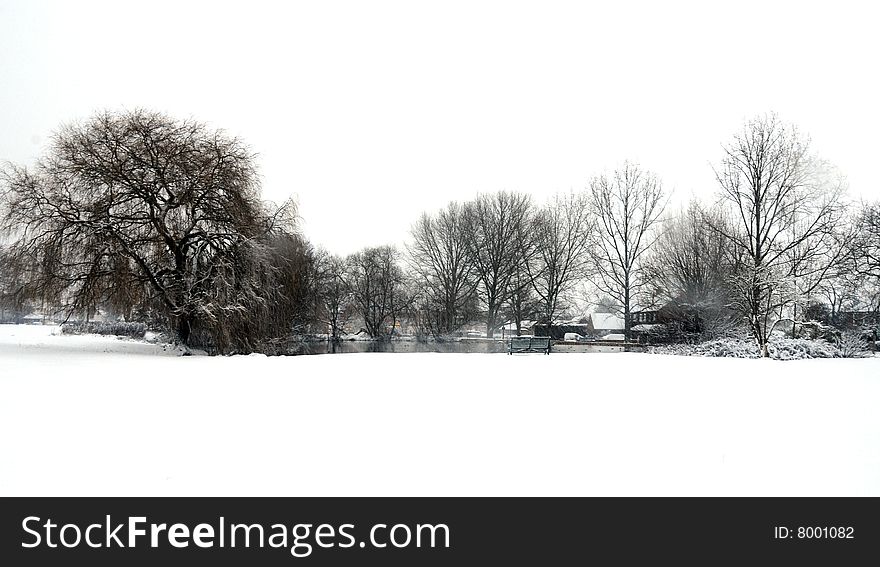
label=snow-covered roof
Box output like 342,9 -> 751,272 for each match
591,312 -> 624,330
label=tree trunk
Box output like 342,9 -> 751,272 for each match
486,303 -> 496,338
512,294 -> 523,336
751,282 -> 765,358
177,314 -> 193,346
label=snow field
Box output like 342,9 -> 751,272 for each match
1,325 -> 878,496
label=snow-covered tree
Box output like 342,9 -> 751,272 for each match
0,109 -> 299,351
712,114 -> 847,357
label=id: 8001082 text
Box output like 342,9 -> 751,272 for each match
773,526 -> 854,540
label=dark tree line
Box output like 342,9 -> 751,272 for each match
2,110 -> 878,356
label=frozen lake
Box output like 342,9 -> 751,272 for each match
286,339 -> 628,355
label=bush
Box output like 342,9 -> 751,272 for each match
793,320 -> 840,342
837,331 -> 872,358
61,321 -> 147,339
768,337 -> 840,360
651,337 -> 760,358
650,336 -> 868,360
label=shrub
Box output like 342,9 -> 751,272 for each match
837,331 -> 872,359
794,320 -> 840,342
61,321 -> 147,339
768,337 -> 840,360
651,338 -> 759,358
650,336 -> 860,360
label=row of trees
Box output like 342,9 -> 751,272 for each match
2,110 -> 879,356
315,115 -> 879,358
309,178 -> 659,345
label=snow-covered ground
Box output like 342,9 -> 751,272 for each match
1,324 -> 878,496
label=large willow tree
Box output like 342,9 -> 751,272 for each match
0,109 -> 300,351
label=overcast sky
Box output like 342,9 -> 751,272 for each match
1,1 -> 878,254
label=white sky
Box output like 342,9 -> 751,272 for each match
1,0 -> 878,254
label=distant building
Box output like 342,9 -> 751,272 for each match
22,313 -> 45,325
628,310 -> 659,325
589,312 -> 624,336
501,321 -> 537,337
532,320 -> 591,340
531,312 -> 626,340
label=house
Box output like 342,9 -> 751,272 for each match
628,310 -> 659,325
22,312 -> 45,325
589,312 -> 624,336
530,315 -> 594,340
531,312 -> 626,340
500,321 -> 537,337
532,321 -> 592,340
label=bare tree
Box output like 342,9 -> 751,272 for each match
502,261 -> 540,336
314,251 -> 352,340
647,202 -> 726,305
462,190 -> 532,337
712,114 -> 847,357
643,201 -> 738,337
408,202 -> 478,335
855,202 -> 880,281
347,245 -> 406,339
784,211 -> 854,337
845,201 -> 880,328
589,162 -> 667,345
0,109 -> 298,351
525,192 -> 593,328
817,270 -> 863,326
